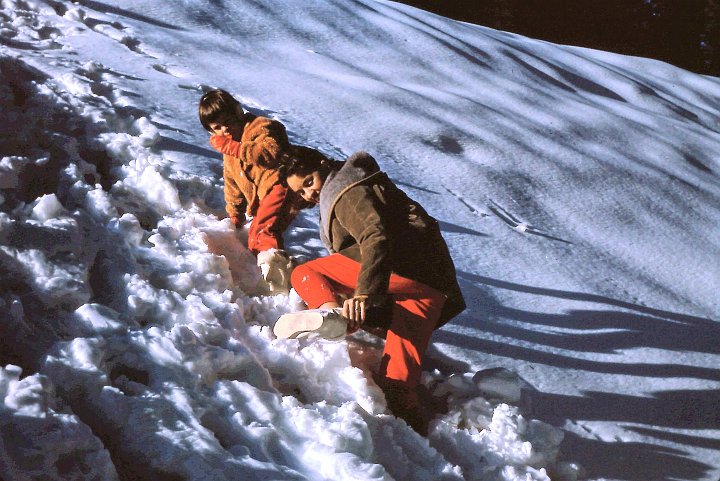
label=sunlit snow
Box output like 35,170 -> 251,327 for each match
1,1 -> 718,480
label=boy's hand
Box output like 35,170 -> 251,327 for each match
342,295 -> 369,332
342,294 -> 393,332
257,249 -> 294,295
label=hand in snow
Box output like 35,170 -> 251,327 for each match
257,249 -> 295,294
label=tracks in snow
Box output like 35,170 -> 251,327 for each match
441,185 -> 572,244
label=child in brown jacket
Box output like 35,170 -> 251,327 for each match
198,89 -> 302,292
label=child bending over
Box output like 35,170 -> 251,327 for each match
273,148 -> 466,435
198,89 -> 307,292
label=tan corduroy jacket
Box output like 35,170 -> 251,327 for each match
210,113 -> 289,218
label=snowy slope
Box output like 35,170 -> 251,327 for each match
1,0 -> 719,480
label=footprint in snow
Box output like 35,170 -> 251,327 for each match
79,19 -> 157,59
442,186 -> 488,217
152,64 -> 185,78
178,83 -> 214,92
489,199 -> 572,244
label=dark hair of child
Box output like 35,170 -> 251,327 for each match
198,89 -> 242,133
278,146 -> 335,187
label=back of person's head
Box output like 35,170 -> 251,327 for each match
278,146 -> 333,187
198,89 -> 243,132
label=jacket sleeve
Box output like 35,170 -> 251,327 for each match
333,185 -> 391,297
223,160 -> 247,218
210,135 -> 243,158
240,118 -> 289,169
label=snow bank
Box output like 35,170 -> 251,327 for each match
0,365 -> 118,481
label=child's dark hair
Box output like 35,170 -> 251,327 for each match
278,146 -> 335,187
198,89 -> 242,132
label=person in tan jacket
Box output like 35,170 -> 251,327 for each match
198,89 -> 305,292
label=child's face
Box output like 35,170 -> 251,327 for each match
286,170 -> 324,205
208,113 -> 242,137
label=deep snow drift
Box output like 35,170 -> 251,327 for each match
1,1 -> 719,480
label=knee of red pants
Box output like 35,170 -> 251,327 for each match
290,263 -> 338,308
290,263 -> 311,295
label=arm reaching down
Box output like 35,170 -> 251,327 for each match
210,117 -> 289,168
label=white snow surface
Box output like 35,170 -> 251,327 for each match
0,0 -> 718,480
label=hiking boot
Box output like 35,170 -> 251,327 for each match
382,380 -> 429,436
382,381 -> 428,436
273,308 -> 348,341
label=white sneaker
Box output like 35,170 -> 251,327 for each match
273,308 -> 348,341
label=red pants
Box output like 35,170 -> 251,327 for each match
248,184 -> 295,254
290,254 -> 446,388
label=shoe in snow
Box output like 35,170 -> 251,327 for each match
273,308 -> 348,341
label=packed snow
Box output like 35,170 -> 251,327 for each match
1,0 -> 719,480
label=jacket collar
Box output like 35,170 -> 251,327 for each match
319,151 -> 384,251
